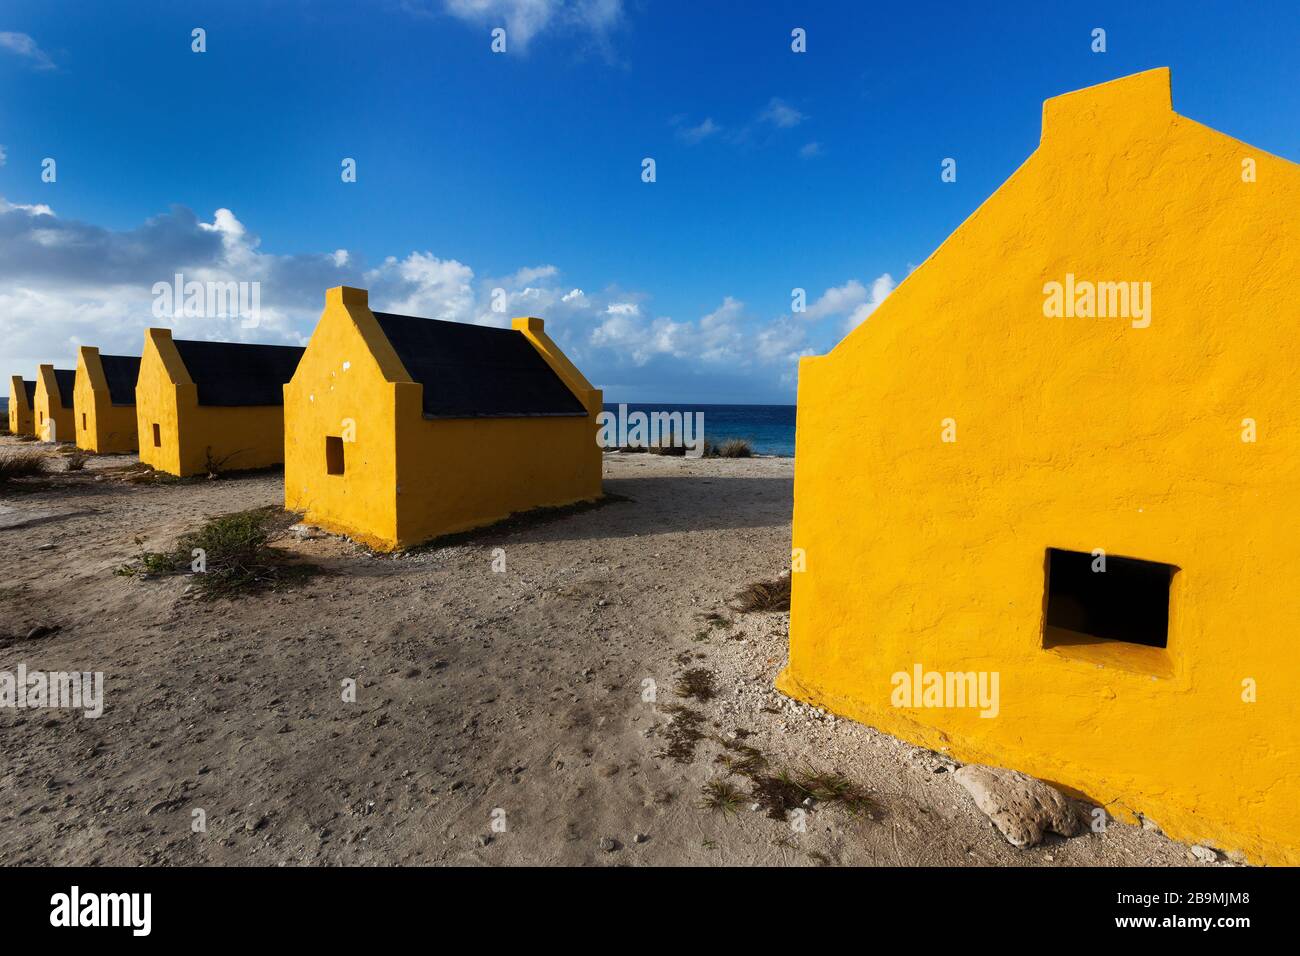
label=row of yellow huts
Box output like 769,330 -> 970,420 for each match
7,286 -> 603,550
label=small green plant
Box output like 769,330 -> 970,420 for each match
699,780 -> 746,816
794,769 -> 877,816
0,448 -> 46,483
748,766 -> 879,821
115,507 -> 320,599
749,768 -> 808,820
734,575 -> 791,612
716,740 -> 767,777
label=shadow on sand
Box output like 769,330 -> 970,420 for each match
404,474 -> 794,552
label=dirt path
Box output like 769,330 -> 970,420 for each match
0,438 -> 1199,866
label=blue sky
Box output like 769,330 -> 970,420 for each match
2,0 -> 1298,403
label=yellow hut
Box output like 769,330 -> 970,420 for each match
136,328 -> 304,477
33,365 -> 76,443
7,376 -> 36,436
74,347 -> 141,454
284,286 -> 602,550
778,69 -> 1300,865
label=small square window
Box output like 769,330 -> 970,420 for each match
325,436 -> 345,475
152,423 -> 161,447
1043,548 -> 1176,652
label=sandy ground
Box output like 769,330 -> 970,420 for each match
0,436 -> 1205,866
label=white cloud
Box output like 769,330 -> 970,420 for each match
0,195 -> 881,402
760,97 -> 805,129
365,251 -> 477,320
843,274 -> 896,333
0,32 -> 55,70
755,317 -> 809,363
0,196 -> 54,217
509,264 -> 558,285
799,141 -> 822,159
0,145 -> 7,167
796,276 -> 895,332
587,296 -> 745,367
802,279 -> 867,320
439,0 -> 623,53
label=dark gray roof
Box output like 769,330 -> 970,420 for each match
99,354 -> 141,406
22,380 -> 35,404
52,369 -> 76,407
373,312 -> 586,419
172,339 -> 305,407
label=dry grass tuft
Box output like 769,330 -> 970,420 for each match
733,574 -> 791,613
0,448 -> 47,483
704,438 -> 754,458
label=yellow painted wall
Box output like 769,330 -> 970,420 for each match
7,376 -> 34,436
135,330 -> 184,475
136,328 -> 289,477
778,69 -> 1300,866
74,347 -> 139,454
285,287 -> 603,550
33,364 -> 75,443
285,287 -> 401,549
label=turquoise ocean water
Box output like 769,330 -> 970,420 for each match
603,403 -> 797,457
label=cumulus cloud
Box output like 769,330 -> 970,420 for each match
843,274 -> 896,333
797,275 -> 895,333
365,252 -> 476,320
0,145 -> 7,167
799,141 -> 822,159
0,195 -> 890,402
802,279 -> 868,320
437,0 -> 623,53
0,32 -> 55,70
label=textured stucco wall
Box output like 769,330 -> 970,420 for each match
285,287 -> 603,551
7,375 -> 33,436
135,330 -> 184,475
33,364 -> 75,444
285,287 -> 401,549
779,69 -> 1300,865
74,347 -> 139,454
136,328 -> 287,477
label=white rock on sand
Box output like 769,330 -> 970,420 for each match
953,764 -> 1082,848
